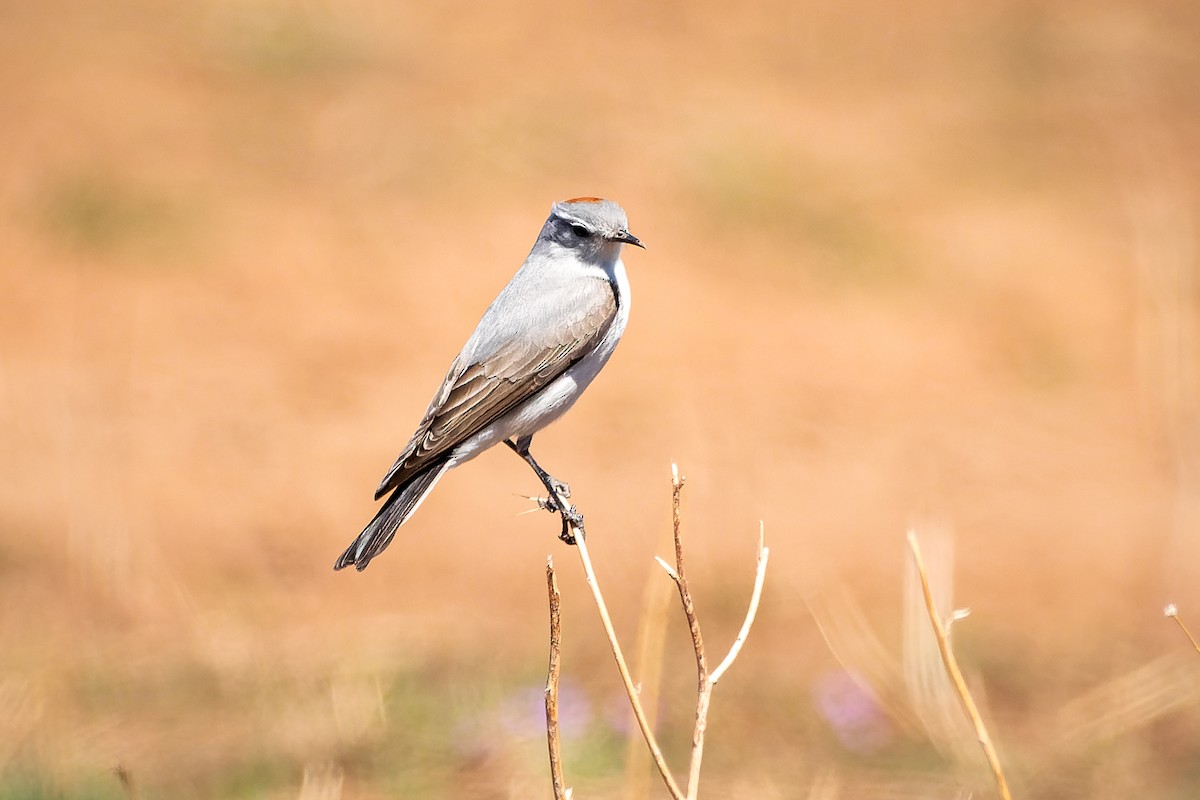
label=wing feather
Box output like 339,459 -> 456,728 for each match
374,275 -> 617,499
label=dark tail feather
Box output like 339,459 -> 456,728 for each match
335,459 -> 450,571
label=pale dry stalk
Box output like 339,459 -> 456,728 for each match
906,532 -> 1012,800
545,557 -> 568,800
656,464 -> 770,800
541,464 -> 767,800
1164,604 -> 1200,654
555,491 -> 686,800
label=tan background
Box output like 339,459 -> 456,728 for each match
1,1 -> 1198,797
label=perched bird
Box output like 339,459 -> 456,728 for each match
335,198 -> 643,571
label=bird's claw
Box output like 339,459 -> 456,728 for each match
527,495 -> 582,543
524,494 -> 560,514
528,479 -> 571,513
558,507 -> 584,546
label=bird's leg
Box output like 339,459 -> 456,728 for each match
505,437 -> 584,545
507,436 -> 571,498
505,436 -> 565,505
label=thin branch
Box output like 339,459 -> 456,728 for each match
545,557 -> 568,800
662,465 -> 768,800
710,523 -> 770,685
665,465 -> 710,800
670,466 -> 709,698
542,464 -> 766,800
907,532 -> 1013,800
1164,604 -> 1200,654
655,555 -> 678,581
565,505 -> 686,800
623,532 -> 678,800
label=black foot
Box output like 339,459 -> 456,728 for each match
558,508 -> 583,545
528,492 -> 582,545
549,477 -> 571,499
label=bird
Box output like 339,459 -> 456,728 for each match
335,197 -> 643,571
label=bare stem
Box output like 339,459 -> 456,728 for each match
671,466 -> 708,694
544,464 -> 766,800
711,523 -> 770,685
563,499 -> 685,800
1164,604 -> 1200,654
659,465 -> 768,800
907,532 -> 1013,800
665,465 -> 710,800
545,557 -> 568,800
623,526 -> 677,800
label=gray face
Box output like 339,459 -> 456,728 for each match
537,197 -> 643,257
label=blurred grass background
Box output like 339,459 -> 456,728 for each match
2,0 -> 1199,797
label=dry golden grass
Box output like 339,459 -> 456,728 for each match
2,0 -> 1199,797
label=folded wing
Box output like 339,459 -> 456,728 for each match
374,276 -> 617,499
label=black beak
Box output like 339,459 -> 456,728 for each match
613,230 -> 645,249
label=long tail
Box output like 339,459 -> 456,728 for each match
335,459 -> 451,571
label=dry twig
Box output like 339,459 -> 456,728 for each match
656,464 -> 770,800
1164,604 -> 1200,654
658,466 -> 711,798
623,524 -> 677,800
539,479 -> 685,799
711,521 -> 769,686
545,557 -> 569,800
539,463 -> 768,800
906,532 -> 1012,800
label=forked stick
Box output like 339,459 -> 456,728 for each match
656,465 -> 770,800
538,480 -> 684,800
540,465 -> 767,800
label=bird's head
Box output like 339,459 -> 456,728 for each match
537,197 -> 644,263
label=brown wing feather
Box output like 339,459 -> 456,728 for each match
374,281 -> 617,499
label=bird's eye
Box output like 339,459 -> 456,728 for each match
570,224 -> 590,238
